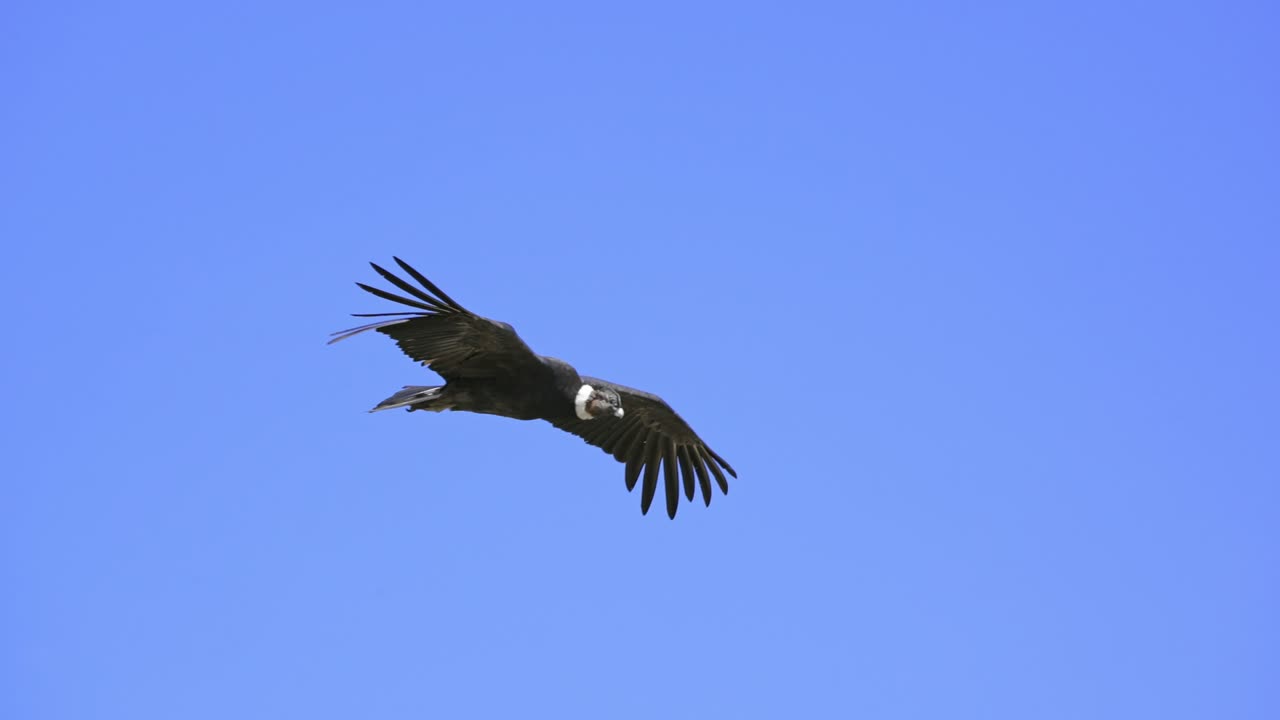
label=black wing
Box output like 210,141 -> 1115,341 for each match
328,257 -> 543,380
549,377 -> 737,519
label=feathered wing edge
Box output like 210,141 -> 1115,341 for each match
629,432 -> 736,519
557,393 -> 737,518
327,257 -> 465,345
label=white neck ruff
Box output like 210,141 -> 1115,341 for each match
574,384 -> 595,420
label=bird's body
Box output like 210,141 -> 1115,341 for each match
329,258 -> 736,518
376,357 -> 581,421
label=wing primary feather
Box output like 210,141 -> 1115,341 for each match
355,282 -> 437,312
676,446 -> 696,502
663,440 -> 680,519
619,427 -> 645,489
393,257 -> 466,311
349,312 -> 424,318
698,446 -> 730,495
624,451 -> 644,492
327,318 -> 414,344
704,446 -> 738,478
689,450 -> 713,506
640,435 -> 663,515
370,262 -> 453,312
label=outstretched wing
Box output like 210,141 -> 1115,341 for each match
549,378 -> 737,519
328,257 -> 544,380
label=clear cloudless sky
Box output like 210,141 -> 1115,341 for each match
3,2 -> 1277,718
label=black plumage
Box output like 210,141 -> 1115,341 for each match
329,257 -> 737,518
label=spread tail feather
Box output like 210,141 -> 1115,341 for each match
370,385 -> 450,413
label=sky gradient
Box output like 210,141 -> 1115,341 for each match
3,3 -> 1277,718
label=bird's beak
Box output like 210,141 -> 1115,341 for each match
614,408 -> 625,418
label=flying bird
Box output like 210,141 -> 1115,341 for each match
329,257 -> 737,518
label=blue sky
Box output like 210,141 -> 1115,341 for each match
3,2 -> 1277,718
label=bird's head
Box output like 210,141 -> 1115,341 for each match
575,384 -> 624,421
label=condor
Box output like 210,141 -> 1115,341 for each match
329,258 -> 737,518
